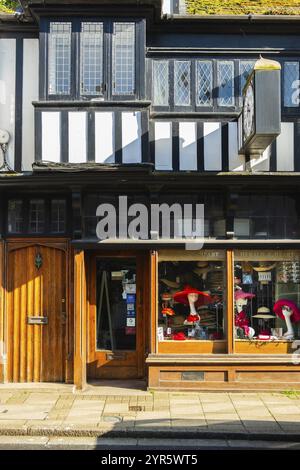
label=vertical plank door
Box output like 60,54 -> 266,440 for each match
7,243 -> 67,383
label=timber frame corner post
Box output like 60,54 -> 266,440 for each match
74,249 -> 87,390
226,249 -> 235,354
0,241 -> 5,383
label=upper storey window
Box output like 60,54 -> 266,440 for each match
80,22 -> 104,96
44,18 -> 144,100
49,22 -> 72,95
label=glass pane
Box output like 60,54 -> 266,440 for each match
51,199 -> 66,233
158,261 -> 225,341
48,22 -> 72,95
96,259 -> 137,350
240,60 -> 255,99
112,22 -> 135,95
174,60 -> 191,106
196,60 -> 213,106
29,199 -> 45,234
7,200 -> 23,234
218,61 -> 234,106
234,257 -> 300,344
153,60 -> 169,106
80,22 -> 103,96
284,62 -> 299,107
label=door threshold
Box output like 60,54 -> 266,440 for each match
85,379 -> 149,395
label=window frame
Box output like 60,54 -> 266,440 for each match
5,195 -> 70,237
151,57 -> 240,113
41,17 -> 145,102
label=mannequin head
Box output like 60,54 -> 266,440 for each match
236,297 -> 248,313
282,305 -> 293,318
187,293 -> 199,304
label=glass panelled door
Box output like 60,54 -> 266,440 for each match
87,254 -> 145,380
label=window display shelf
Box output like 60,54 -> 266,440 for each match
157,340 -> 226,354
235,339 -> 295,354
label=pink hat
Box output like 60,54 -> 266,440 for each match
234,290 -> 255,301
273,299 -> 300,323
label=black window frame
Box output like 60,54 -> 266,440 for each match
40,16 -> 145,102
151,56 -> 240,113
5,195 -> 70,237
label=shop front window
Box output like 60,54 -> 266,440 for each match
234,251 -> 300,346
157,252 -> 225,344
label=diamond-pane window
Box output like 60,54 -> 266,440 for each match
174,61 -> 191,106
196,60 -> 213,106
240,60 -> 255,94
284,62 -> 299,107
112,22 -> 135,95
48,22 -> 72,95
153,61 -> 169,106
218,61 -> 234,107
80,22 -> 103,96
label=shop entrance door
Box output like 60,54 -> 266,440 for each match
6,243 -> 67,383
87,253 -> 145,380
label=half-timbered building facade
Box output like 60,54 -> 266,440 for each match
1,0 -> 300,390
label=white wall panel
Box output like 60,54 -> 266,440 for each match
22,39 -> 39,171
95,112 -> 115,163
203,122 -> 222,171
68,112 -> 87,163
0,38 -> 16,169
276,122 -> 294,171
155,121 -> 172,170
179,122 -> 197,171
250,145 -> 271,171
228,122 -> 244,171
42,112 -> 60,162
122,111 -> 142,164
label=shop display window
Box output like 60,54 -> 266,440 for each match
158,254 -> 225,342
234,252 -> 300,343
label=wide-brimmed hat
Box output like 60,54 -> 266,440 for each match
273,299 -> 300,323
173,285 -> 211,306
234,290 -> 255,301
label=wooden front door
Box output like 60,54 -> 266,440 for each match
87,252 -> 146,380
7,243 -> 67,383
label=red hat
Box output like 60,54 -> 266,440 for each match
173,285 -> 211,307
172,332 -> 186,341
273,299 -> 300,323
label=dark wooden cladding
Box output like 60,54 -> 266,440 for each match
7,242 -> 67,383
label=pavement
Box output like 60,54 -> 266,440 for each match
0,381 -> 300,448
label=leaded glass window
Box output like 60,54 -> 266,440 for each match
29,200 -> 45,234
7,200 -> 23,234
112,22 -> 135,95
153,60 -> 169,106
284,62 -> 300,107
80,22 -> 104,96
174,60 -> 191,106
196,60 -> 213,106
51,200 -> 66,233
218,61 -> 234,107
48,22 -> 72,95
240,60 -> 255,94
